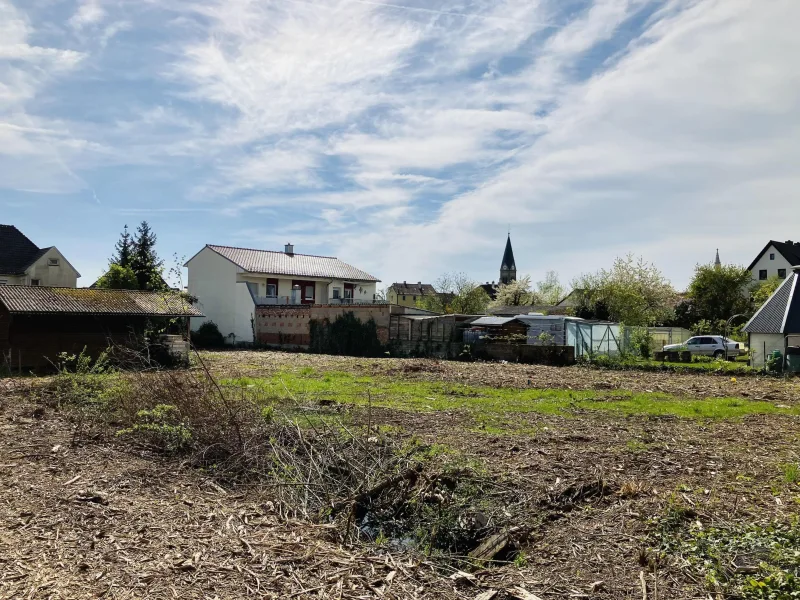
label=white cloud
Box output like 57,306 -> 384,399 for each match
69,0 -> 106,30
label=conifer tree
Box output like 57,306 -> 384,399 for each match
130,221 -> 166,291
111,224 -> 133,268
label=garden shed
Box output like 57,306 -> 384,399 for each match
0,286 -> 203,370
742,266 -> 800,369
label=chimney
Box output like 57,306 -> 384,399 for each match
403,280 -> 407,285
285,242 -> 294,256
786,240 -> 795,245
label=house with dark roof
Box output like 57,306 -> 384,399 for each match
0,225 -> 80,288
742,265 -> 800,368
387,282 -> 437,308
747,240 -> 800,285
0,286 -> 202,369
185,243 -> 381,343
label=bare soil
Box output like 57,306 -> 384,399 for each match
2,354 -> 800,599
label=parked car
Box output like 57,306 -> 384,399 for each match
663,336 -> 744,359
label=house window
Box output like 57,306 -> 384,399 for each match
31,279 -> 41,286
48,258 -> 60,266
778,269 -> 787,279
266,278 -> 279,297
332,288 -> 341,299
759,269 -> 768,280
413,295 -> 417,301
770,253 -> 775,260
304,285 -> 314,301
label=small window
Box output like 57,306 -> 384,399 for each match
48,258 -> 60,266
332,288 -> 341,299
304,285 -> 314,300
770,253 -> 775,260
31,279 -> 41,286
413,295 -> 417,301
402,295 -> 406,301
778,269 -> 787,279
266,283 -> 277,297
759,269 -> 768,280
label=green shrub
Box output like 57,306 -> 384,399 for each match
191,321 -> 226,348
117,404 -> 193,453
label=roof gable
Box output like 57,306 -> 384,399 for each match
0,225 -> 41,275
199,245 -> 379,282
743,272 -> 797,334
747,240 -> 800,271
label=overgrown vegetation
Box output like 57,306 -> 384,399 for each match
309,311 -> 385,357
650,501 -> 800,599
191,320 -> 226,348
416,271 -> 491,314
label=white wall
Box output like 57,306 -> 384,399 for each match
26,248 -> 79,287
749,333 -> 785,368
0,275 -> 23,285
750,245 -> 793,286
187,247 -> 240,342
233,282 -> 255,343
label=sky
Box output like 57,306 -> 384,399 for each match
2,0 -> 799,291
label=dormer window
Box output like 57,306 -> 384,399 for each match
48,258 -> 60,266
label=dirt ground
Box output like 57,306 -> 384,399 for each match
2,354 -> 799,599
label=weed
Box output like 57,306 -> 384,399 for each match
626,439 -> 649,453
514,551 -> 529,568
117,404 -> 193,453
782,463 -> 800,485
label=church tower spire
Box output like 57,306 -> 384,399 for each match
714,248 -> 721,268
500,234 -> 517,284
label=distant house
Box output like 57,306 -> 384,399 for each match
185,243 -> 381,344
747,240 -> 800,285
387,282 -> 437,308
0,225 -> 80,287
0,286 -> 202,369
742,265 -> 800,368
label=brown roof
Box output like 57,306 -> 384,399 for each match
197,245 -> 379,282
389,282 -> 436,295
0,286 -> 204,317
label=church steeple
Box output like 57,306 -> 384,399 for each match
500,234 -> 517,284
714,248 -> 721,268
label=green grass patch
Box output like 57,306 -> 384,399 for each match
219,368 -> 799,423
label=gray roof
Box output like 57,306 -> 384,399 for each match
743,272 -> 798,334
389,282 -> 436,295
747,240 -> 800,271
0,286 -> 203,317
198,245 -> 379,282
470,316 -> 516,326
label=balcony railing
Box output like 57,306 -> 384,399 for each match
253,296 -> 389,307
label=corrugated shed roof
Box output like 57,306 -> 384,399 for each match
0,225 -> 41,275
470,316 -> 516,326
0,286 -> 204,316
743,273 -> 796,334
203,245 -> 379,282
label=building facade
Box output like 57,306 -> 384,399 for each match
387,282 -> 437,307
0,225 -> 80,287
185,243 -> 381,343
747,240 -> 800,285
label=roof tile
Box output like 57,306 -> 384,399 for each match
206,245 -> 379,282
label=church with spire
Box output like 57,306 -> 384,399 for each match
481,234 -> 517,300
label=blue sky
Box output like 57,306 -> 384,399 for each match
2,0 -> 799,290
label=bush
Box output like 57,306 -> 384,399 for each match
309,312 -> 384,357
191,321 -> 226,348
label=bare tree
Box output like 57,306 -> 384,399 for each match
417,272 -> 491,314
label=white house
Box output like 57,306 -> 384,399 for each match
743,265 -> 800,368
185,243 -> 380,343
747,240 -> 800,286
0,225 -> 80,287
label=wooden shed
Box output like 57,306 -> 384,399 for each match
0,286 -> 203,370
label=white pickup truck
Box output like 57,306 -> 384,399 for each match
663,336 -> 744,359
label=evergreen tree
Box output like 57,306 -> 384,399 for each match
95,264 -> 139,290
130,221 -> 166,291
111,224 -> 133,268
